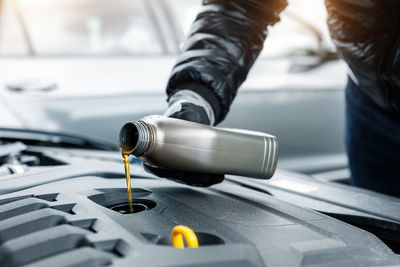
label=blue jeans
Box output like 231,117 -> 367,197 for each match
346,78 -> 400,198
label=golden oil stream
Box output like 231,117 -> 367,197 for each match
122,153 -> 134,213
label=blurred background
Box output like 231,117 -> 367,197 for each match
0,0 -> 348,180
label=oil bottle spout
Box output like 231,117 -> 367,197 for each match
119,121 -> 150,156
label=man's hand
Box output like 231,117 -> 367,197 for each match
142,89 -> 224,187
164,90 -> 215,125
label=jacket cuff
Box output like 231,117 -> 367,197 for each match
168,83 -> 222,124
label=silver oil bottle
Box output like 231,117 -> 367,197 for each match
119,115 -> 279,179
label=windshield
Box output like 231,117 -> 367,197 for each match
0,0 -> 163,55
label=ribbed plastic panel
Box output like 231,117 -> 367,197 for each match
0,194 -> 125,267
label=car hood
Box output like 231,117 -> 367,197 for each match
0,57 -> 346,135
0,143 -> 399,266
0,57 -> 176,143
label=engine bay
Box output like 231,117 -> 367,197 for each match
0,143 -> 399,266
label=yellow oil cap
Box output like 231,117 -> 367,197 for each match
171,225 -> 199,249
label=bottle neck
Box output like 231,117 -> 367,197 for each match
131,121 -> 150,156
119,121 -> 150,156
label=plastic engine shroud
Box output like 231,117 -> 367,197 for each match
0,146 -> 399,266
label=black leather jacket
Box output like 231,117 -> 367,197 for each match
166,0 -> 400,123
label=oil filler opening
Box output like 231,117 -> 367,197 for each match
109,199 -> 156,214
85,188 -> 154,214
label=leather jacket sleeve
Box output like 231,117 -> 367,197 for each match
167,0 -> 400,121
166,0 -> 288,123
326,0 -> 400,112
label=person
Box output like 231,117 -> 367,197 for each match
145,0 -> 400,197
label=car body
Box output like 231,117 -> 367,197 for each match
0,2 -> 399,265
